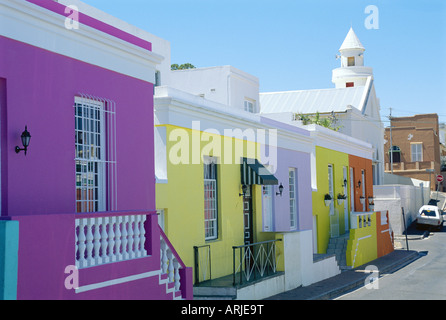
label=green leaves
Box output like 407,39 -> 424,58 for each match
171,63 -> 196,70
294,112 -> 343,132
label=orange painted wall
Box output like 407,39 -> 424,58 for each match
376,211 -> 394,258
348,155 -> 373,212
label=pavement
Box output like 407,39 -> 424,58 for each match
266,248 -> 420,300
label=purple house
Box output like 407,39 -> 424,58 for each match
0,0 -> 192,300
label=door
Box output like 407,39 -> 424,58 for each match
343,167 -> 349,232
262,185 -> 273,231
243,186 -> 253,245
350,167 -> 355,212
328,165 -> 339,237
361,170 -> 366,211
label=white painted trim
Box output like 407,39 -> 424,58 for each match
0,0 -> 163,83
358,235 -> 372,241
75,270 -> 160,293
308,124 -> 374,160
155,86 -> 313,155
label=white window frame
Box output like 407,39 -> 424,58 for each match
157,209 -> 165,231
75,95 -> 117,213
411,143 -> 423,162
347,56 -> 355,67
244,99 -> 256,113
289,168 -> 298,230
204,156 -> 218,240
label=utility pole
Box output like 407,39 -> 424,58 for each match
388,108 -> 393,174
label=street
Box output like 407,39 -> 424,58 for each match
336,221 -> 446,300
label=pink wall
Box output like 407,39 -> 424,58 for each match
0,35 -> 155,217
11,212 -> 187,300
0,27 -> 167,299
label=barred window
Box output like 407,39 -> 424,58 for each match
204,157 -> 218,240
75,95 -> 117,213
289,168 -> 298,230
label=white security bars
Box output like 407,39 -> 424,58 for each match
203,157 -> 218,240
74,94 -> 117,213
289,168 -> 298,230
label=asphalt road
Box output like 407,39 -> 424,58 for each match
336,222 -> 446,300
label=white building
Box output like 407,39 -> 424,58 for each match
259,27 -> 385,185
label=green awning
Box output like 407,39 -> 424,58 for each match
241,158 -> 278,186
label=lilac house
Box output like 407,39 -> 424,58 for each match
0,0 -> 191,300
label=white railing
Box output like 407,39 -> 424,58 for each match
75,212 -> 147,269
159,228 -> 184,292
350,212 -> 373,230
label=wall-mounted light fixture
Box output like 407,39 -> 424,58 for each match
276,183 -> 284,196
357,180 -> 361,189
239,184 -> 248,197
15,125 -> 31,156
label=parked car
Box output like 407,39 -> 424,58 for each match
416,205 -> 444,230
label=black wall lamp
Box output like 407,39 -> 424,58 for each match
239,184 -> 248,197
357,180 -> 361,189
276,183 -> 284,196
15,125 -> 31,155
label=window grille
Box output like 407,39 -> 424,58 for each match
75,94 -> 117,213
204,157 -> 218,240
289,168 -> 298,229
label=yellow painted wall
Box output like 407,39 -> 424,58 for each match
156,124 -> 267,282
312,147 -> 350,254
346,213 -> 378,268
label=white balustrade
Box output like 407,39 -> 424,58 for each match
75,214 -> 148,269
160,235 -> 182,293
350,212 -> 373,230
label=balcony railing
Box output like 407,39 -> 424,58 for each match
232,239 -> 282,286
350,212 -> 373,230
159,227 -> 186,292
386,160 -> 435,171
75,211 -> 148,269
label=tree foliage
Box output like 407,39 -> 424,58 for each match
294,112 -> 342,132
171,63 -> 196,70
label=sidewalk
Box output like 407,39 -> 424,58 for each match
266,249 -> 420,300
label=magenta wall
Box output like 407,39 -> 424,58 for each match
0,35 -> 155,217
11,212 -> 186,300
0,33 -> 163,299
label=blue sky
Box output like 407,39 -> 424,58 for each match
82,0 -> 446,125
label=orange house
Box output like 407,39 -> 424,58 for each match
348,155 -> 374,212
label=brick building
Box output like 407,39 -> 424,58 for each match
384,113 -> 442,191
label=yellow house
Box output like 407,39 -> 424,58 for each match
312,146 -> 350,254
154,87 -> 280,285
307,124 -> 375,258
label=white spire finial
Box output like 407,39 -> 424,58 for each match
339,27 -> 365,51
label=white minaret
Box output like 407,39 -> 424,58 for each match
332,27 -> 373,88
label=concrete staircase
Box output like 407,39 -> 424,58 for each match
327,233 -> 352,272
